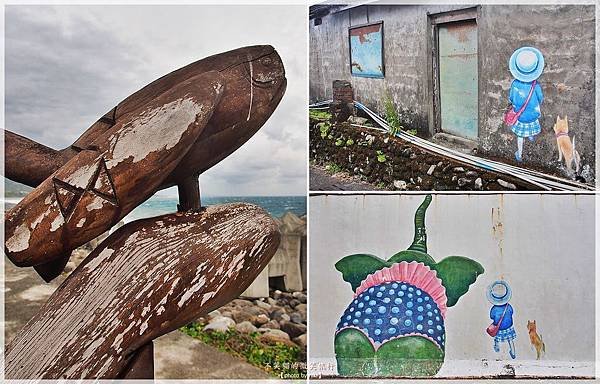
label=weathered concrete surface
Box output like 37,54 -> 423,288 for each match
309,5 -> 595,181
153,331 -> 269,379
309,4 -> 468,129
243,212 -> 308,296
310,165 -> 380,191
478,5 -> 595,180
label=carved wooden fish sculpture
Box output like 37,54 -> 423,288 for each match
4,45 -> 286,281
5,203 -> 280,379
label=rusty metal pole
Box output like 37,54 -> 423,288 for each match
118,342 -> 154,379
177,174 -> 201,212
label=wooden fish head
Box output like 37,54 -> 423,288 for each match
165,45 -> 287,184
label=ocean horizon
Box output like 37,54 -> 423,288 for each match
3,195 -> 306,223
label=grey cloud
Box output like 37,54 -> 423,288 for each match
6,6 -> 153,149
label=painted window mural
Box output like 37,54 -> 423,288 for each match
333,195 -> 484,377
349,22 -> 384,78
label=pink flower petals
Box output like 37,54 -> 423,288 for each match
354,261 -> 448,318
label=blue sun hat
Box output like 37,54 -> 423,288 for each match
509,47 -> 545,82
487,280 -> 512,305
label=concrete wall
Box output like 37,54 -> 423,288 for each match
310,4 -> 464,129
242,213 -> 307,297
308,194 -> 595,377
309,5 -> 596,180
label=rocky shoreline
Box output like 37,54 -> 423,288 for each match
199,289 -> 307,356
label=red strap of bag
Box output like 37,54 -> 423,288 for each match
486,303 -> 509,337
496,304 -> 509,327
514,80 -> 536,118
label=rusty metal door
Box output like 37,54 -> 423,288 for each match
438,20 -> 478,139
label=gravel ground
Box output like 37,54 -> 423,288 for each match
309,165 -> 379,191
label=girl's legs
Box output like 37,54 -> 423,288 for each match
493,337 -> 500,353
508,339 -> 516,359
515,137 -> 524,162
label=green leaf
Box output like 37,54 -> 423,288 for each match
433,256 -> 484,307
387,249 -> 437,269
334,254 -> 390,291
335,329 -> 444,377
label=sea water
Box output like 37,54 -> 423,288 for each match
126,195 -> 306,222
2,195 -> 306,222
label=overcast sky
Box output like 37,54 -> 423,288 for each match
5,5 -> 307,197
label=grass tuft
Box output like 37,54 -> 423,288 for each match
180,322 -> 305,379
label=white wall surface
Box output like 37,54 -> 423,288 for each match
308,193 -> 595,377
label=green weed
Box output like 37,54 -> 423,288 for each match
180,322 -> 304,379
325,163 -> 343,174
383,93 -> 403,136
309,109 -> 332,121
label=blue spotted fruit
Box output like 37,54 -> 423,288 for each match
334,195 -> 484,377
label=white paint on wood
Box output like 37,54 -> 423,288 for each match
86,196 -> 106,212
247,55 -> 254,121
6,223 -> 31,253
30,207 -> 51,230
50,212 -> 64,232
64,163 -> 96,189
106,97 -> 208,169
84,248 -> 114,272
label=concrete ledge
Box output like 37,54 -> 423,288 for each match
154,331 -> 270,379
308,357 -> 594,379
431,132 -> 478,154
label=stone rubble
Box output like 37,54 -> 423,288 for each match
196,289 -> 308,352
310,119 -> 539,191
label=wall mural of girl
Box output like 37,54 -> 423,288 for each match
505,46 -> 545,163
486,280 -> 517,359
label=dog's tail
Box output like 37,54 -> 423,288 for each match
573,136 -> 581,173
541,334 -> 546,353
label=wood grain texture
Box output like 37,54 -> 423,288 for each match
5,71 -> 224,268
5,203 -> 280,379
4,131 -> 76,187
